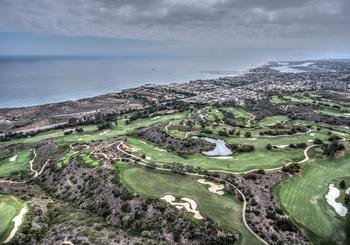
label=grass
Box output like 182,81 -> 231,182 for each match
259,115 -> 288,126
0,150 -> 32,177
0,112 -> 186,147
57,150 -> 77,169
78,154 -> 99,167
0,195 -> 26,243
124,129 -> 329,172
117,162 -> 262,245
274,153 -> 350,244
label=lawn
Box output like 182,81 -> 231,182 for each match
259,115 -> 288,126
124,132 -> 318,172
118,162 -> 261,245
0,150 -> 33,177
56,150 -> 78,169
274,153 -> 350,244
0,195 -> 26,243
0,112 -> 186,146
78,154 -> 100,167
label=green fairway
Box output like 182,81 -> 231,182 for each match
78,153 -> 99,167
124,129 -> 328,172
0,112 -> 186,147
0,150 -> 32,177
118,162 -> 261,245
275,153 -> 350,244
0,195 -> 26,243
57,150 -> 77,168
259,115 -> 288,126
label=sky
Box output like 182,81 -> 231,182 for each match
0,0 -> 349,59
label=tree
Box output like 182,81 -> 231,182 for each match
244,132 -> 251,138
313,138 -> 323,145
266,143 -> 273,150
340,180 -> 347,189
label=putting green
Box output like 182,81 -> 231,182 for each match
118,162 -> 262,245
275,153 -> 350,244
0,150 -> 32,177
0,195 -> 26,243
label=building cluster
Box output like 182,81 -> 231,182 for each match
155,62 -> 350,106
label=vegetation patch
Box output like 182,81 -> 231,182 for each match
0,150 -> 32,177
118,162 -> 261,245
275,153 -> 350,244
0,194 -> 26,243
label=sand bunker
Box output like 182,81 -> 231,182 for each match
248,138 -> 257,141
99,130 -> 110,136
161,195 -> 203,219
197,179 -> 224,195
4,206 -> 28,243
346,187 -> 350,195
309,133 -> 315,137
154,147 -> 167,152
9,155 -> 17,162
211,156 -> 232,160
139,140 -> 147,144
151,116 -> 161,120
275,145 -> 288,148
325,184 -> 348,217
146,155 -> 152,160
130,147 -> 141,152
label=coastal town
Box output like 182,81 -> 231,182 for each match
1,60 -> 350,245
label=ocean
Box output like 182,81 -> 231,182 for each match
0,55 -> 262,108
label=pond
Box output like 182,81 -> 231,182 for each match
192,136 -> 232,156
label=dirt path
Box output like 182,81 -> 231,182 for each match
29,149 -> 39,177
246,115 -> 256,127
0,148 -> 51,184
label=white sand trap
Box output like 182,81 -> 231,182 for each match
211,156 -> 232,160
154,147 -> 167,152
151,116 -> 161,120
161,195 -> 203,220
4,206 -> 28,243
197,179 -> 224,195
346,187 -> 350,195
9,155 -> 17,162
325,184 -> 348,217
78,138 -> 82,141
275,145 -> 288,148
139,140 -> 147,144
146,155 -> 152,160
99,130 -> 110,136
130,147 -> 141,152
309,133 -> 315,137
307,139 -> 314,143
248,138 -> 256,141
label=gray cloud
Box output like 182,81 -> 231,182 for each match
0,0 -> 349,50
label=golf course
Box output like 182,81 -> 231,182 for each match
118,161 -> 261,245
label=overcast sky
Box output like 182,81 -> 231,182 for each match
0,0 -> 349,58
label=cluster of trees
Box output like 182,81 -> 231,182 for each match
127,101 -> 190,124
289,143 -> 307,149
218,129 -> 241,137
227,143 -> 255,153
322,135 -> 345,157
259,128 -> 304,136
282,163 -> 300,174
